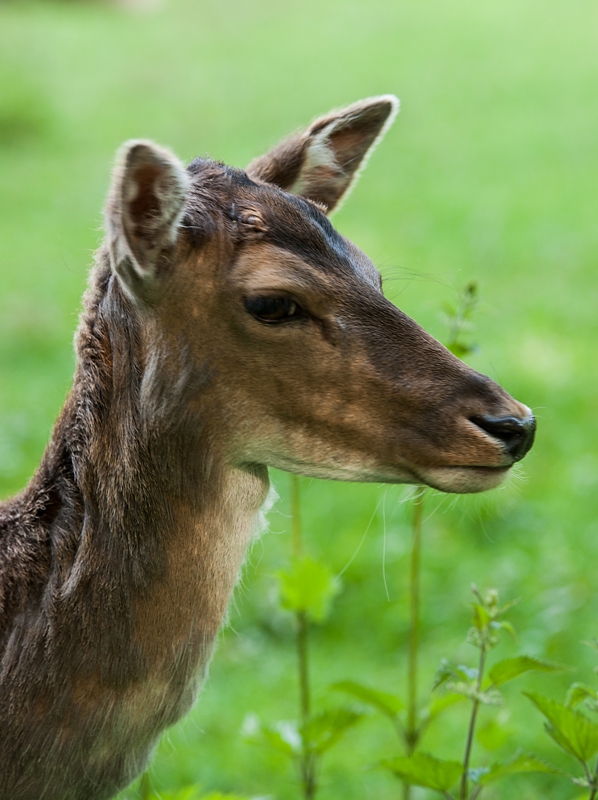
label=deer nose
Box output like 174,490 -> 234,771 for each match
470,414 -> 536,462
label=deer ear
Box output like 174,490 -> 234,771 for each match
106,140 -> 190,302
246,95 -> 399,213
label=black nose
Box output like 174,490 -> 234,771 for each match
471,414 -> 536,462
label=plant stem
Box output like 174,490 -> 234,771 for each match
401,486 -> 425,800
297,608 -> 316,799
406,485 -> 425,752
291,474 -> 302,559
297,609 -> 311,722
460,644 -> 487,800
291,475 -> 317,800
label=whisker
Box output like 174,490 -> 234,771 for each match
337,495 -> 382,578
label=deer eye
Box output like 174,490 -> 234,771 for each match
244,296 -> 303,323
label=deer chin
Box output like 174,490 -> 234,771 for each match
416,464 -> 512,494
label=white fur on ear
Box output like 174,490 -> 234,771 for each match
312,94 -> 401,213
247,95 -> 400,214
106,140 -> 190,301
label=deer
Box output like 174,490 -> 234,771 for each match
0,96 -> 535,799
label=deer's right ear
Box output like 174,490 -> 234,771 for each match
105,140 -> 190,302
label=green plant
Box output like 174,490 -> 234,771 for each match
336,282 -> 482,799
342,586 -> 563,798
245,475 -> 364,799
526,641 -> 598,799
441,282 -> 479,359
120,772 -> 250,800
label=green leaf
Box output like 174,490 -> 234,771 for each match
381,752 -> 462,791
243,715 -> 301,756
265,721 -> 302,756
277,556 -> 340,622
544,721 -> 587,761
332,681 -> 402,719
302,707 -> 364,754
488,656 -> 565,687
421,693 -> 465,725
447,341 -> 473,357
433,659 -> 477,691
491,620 -> 518,641
567,683 -> 598,709
472,602 -> 490,631
524,692 -> 598,763
475,752 -> 560,785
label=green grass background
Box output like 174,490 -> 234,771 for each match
0,0 -> 597,797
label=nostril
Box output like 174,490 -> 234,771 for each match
470,414 -> 536,462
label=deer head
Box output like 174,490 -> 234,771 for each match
104,96 -> 535,495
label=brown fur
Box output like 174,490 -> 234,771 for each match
0,97 -> 534,799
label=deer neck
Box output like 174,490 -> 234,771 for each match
50,261 -> 270,688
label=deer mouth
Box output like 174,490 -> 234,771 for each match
415,463 -> 513,494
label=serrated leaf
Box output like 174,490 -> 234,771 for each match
567,683 -> 598,709
332,681 -> 402,718
277,556 -> 340,622
488,656 -> 565,687
475,752 -> 560,785
544,720 -> 584,760
525,692 -> 598,763
381,752 -> 462,791
302,707 -> 364,754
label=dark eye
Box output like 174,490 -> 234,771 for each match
244,296 -> 303,323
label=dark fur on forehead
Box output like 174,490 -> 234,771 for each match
182,159 -> 252,246
183,158 -> 351,275
258,189 -> 350,274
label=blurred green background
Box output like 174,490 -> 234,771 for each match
0,0 -> 597,797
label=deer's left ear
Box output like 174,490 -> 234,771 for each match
105,140 -> 190,302
246,95 -> 399,213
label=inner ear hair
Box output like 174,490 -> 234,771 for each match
106,140 -> 190,301
246,95 -> 399,214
